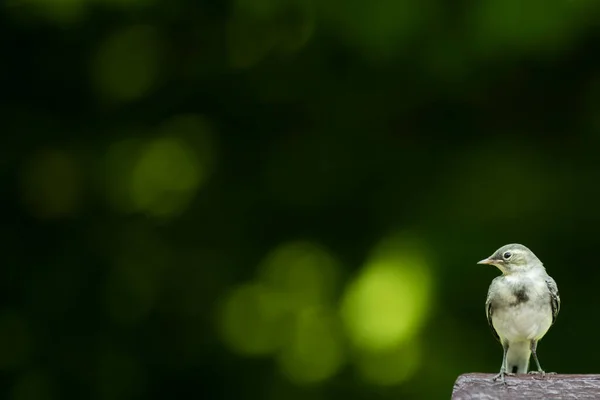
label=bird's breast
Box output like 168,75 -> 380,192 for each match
491,277 -> 553,341
492,302 -> 553,341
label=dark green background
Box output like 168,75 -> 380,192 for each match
1,0 -> 599,399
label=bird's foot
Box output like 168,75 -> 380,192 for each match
492,371 -> 515,384
528,370 -> 545,378
528,370 -> 556,378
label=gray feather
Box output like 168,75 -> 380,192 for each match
545,276 -> 560,325
485,276 -> 502,343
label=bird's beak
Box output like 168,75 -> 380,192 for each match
477,257 -> 499,265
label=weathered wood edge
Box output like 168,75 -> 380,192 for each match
452,373 -> 600,400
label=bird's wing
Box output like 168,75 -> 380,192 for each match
485,277 -> 501,343
545,276 -> 560,325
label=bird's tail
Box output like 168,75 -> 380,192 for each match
506,342 -> 531,374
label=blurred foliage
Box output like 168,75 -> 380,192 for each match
1,0 -> 600,398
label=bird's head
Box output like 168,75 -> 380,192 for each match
477,243 -> 543,275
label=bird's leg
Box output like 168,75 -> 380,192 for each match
528,340 -> 556,377
493,342 -> 513,384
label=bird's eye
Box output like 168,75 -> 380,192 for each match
503,251 -> 512,259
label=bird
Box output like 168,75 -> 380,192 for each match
478,243 -> 560,384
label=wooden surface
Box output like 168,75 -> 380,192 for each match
452,373 -> 600,399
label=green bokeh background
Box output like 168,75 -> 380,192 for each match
1,0 -> 600,398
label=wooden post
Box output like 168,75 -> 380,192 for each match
452,373 -> 600,399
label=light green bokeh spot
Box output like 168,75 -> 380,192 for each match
258,241 -> 340,311
104,116 -> 214,218
91,25 -> 161,102
219,283 -> 288,356
129,137 -> 202,218
277,308 -> 344,385
341,234 -> 432,352
219,241 -> 345,382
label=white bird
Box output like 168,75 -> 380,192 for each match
478,243 -> 560,383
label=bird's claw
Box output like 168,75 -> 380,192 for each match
492,371 -> 515,384
528,370 -> 556,378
